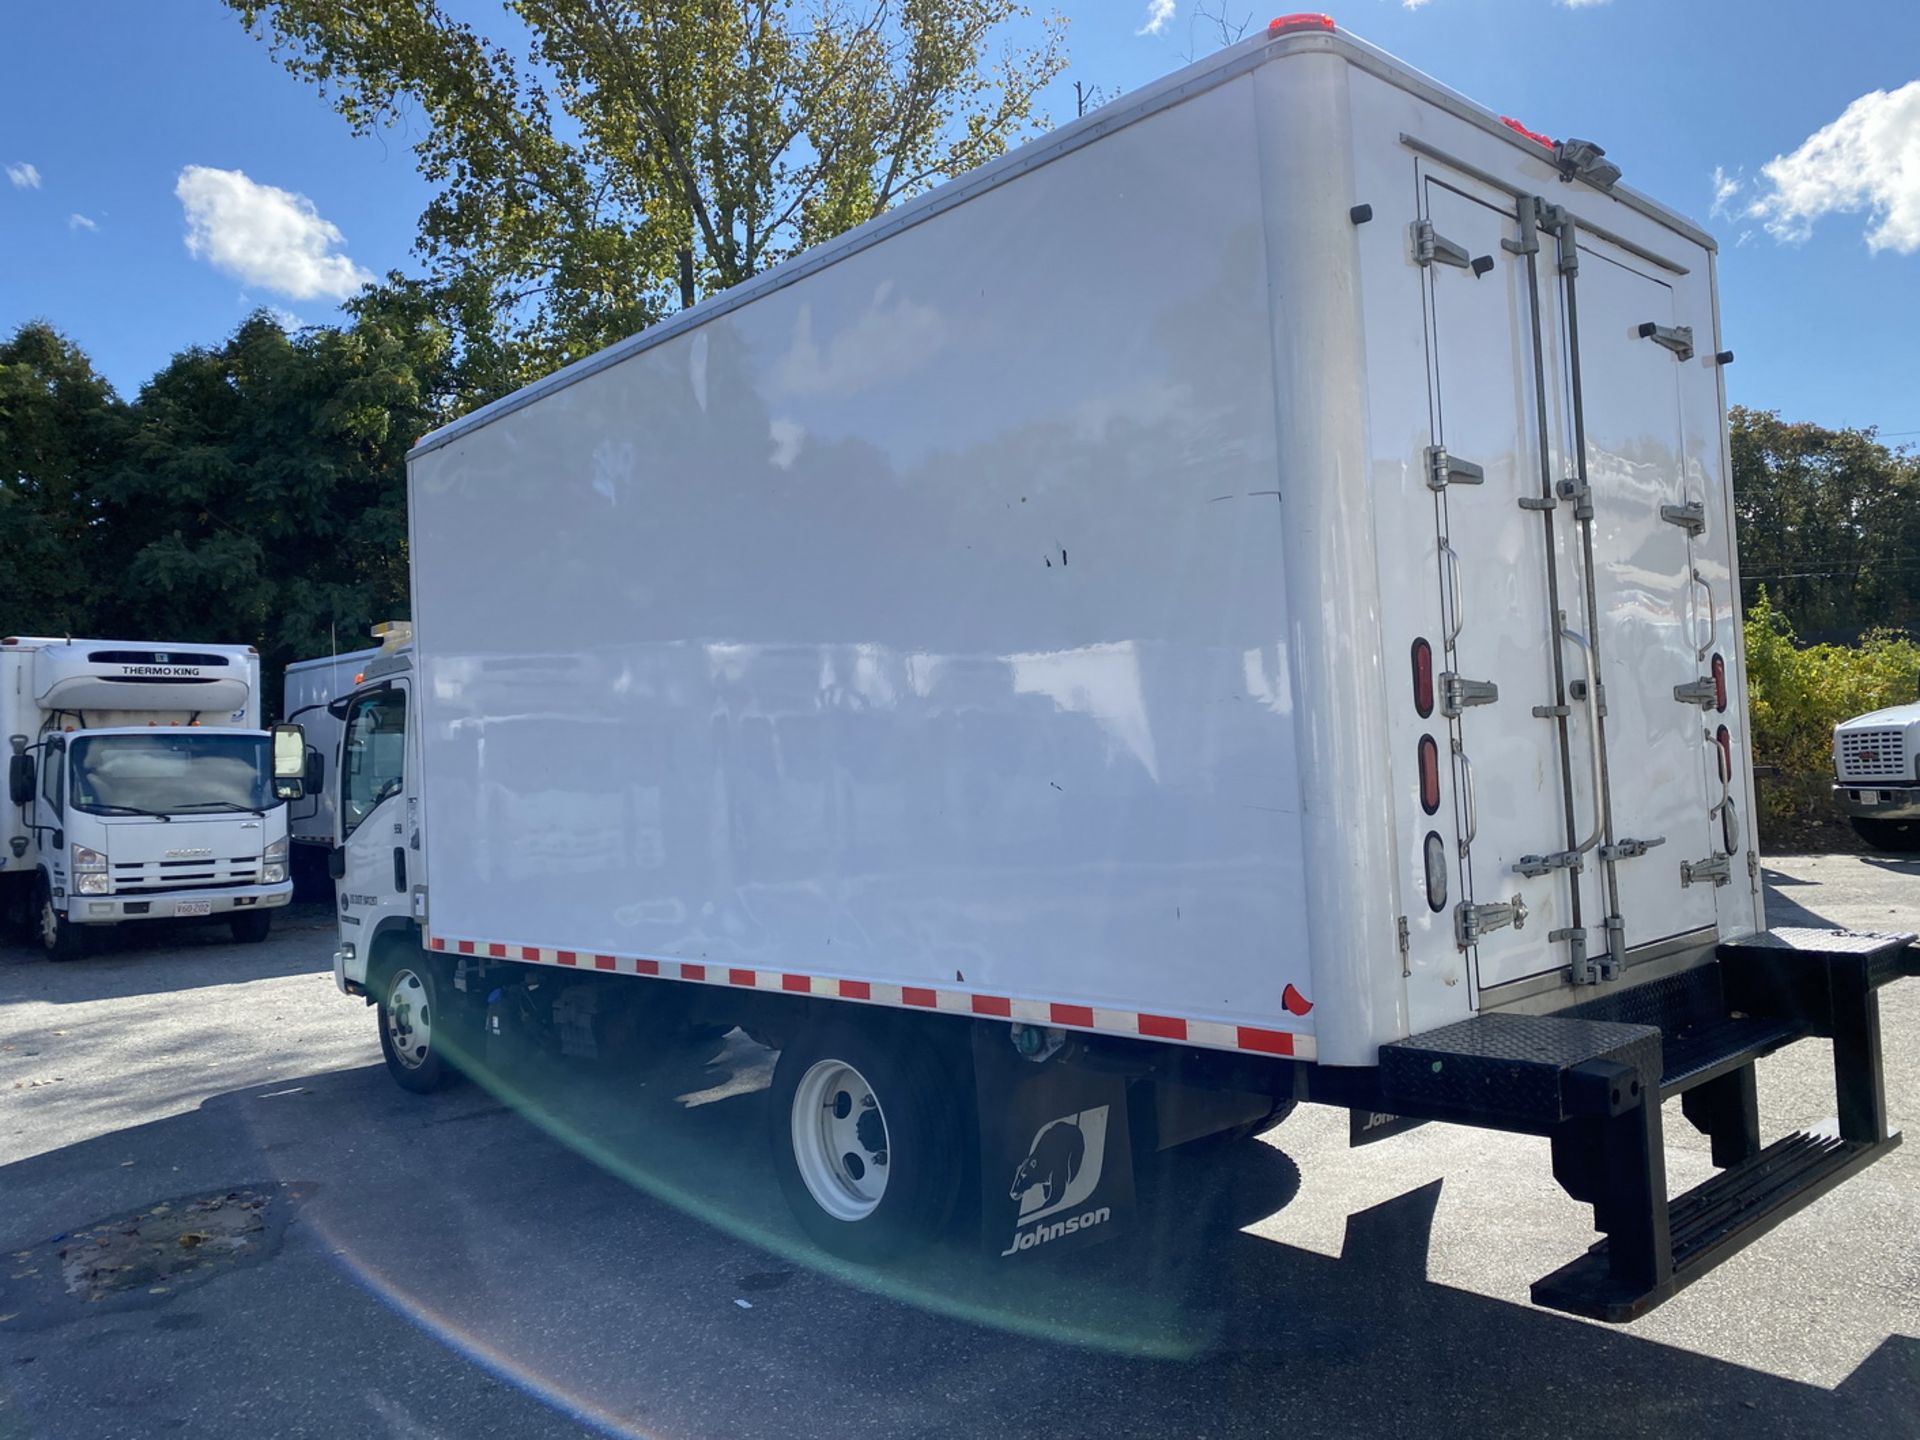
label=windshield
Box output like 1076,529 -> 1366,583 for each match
67,733 -> 277,816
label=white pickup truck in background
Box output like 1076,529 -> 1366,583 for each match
1834,699 -> 1920,851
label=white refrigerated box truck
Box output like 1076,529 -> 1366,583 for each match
3,636 -> 308,956
328,17 -> 1916,1320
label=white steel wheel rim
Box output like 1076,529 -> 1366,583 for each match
39,893 -> 59,950
790,1058 -> 891,1222
385,968 -> 434,1071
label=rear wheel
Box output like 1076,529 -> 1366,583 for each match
35,875 -> 86,962
228,911 -> 273,944
377,958 -> 455,1094
769,1018 -> 963,1262
1851,817 -> 1920,853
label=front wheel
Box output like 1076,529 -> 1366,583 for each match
377,959 -> 455,1094
768,1018 -> 963,1262
36,876 -> 86,962
228,911 -> 273,944
1852,816 -> 1920,853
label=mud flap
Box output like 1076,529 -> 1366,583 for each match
971,1026 -> 1135,1259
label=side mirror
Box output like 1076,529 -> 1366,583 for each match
327,846 -> 346,881
303,746 -> 324,798
271,723 -> 306,802
8,753 -> 35,807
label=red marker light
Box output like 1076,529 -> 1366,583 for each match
1418,734 -> 1441,815
1411,638 -> 1435,718
1268,13 -> 1335,36
1500,115 -> 1556,150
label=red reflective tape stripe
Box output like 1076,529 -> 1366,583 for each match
971,994 -> 1012,1018
1138,1013 -> 1187,1041
488,943 -> 507,958
555,950 -> 577,965
430,937 -> 446,951
593,954 -> 616,971
521,946 -> 540,961
903,987 -> 937,1008
729,968 -> 756,987
635,958 -> 659,976
1236,1026 -> 1295,1056
782,974 -> 811,993
682,963 -> 706,981
839,979 -> 871,1000
457,941 -> 474,955
1050,1003 -> 1094,1028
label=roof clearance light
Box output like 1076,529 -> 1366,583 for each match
1268,13 -> 1335,36
1501,116 -> 1556,150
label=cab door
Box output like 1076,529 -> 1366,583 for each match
338,681 -> 411,935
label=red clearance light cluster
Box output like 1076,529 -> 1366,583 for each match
1268,13 -> 1335,36
1500,115 -> 1556,150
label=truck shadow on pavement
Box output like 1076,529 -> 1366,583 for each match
3,1033 -> 1917,1440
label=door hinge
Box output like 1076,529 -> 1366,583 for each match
1441,673 -> 1500,716
1456,895 -> 1528,948
1681,854 -> 1733,888
1413,219 -> 1472,270
1426,445 -> 1486,490
1673,677 -> 1718,708
1638,322 -> 1696,361
1514,850 -> 1583,878
1660,500 -> 1706,536
1598,835 -> 1666,862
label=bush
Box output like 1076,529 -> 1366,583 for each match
1743,590 -> 1920,850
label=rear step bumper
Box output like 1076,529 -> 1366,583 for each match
1364,927 -> 1918,1322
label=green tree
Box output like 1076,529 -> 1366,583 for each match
224,0 -> 1067,384
0,324 -> 127,636
93,304 -> 452,690
1731,406 -> 1920,640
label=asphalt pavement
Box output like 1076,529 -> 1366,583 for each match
1,855 -> 1916,1439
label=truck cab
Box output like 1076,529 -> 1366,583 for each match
1834,700 -> 1920,851
2,637 -> 307,958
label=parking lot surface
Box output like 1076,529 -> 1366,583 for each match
1,854 -> 1916,1438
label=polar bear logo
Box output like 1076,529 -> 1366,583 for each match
1009,1107 -> 1108,1222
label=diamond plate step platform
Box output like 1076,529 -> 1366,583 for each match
1378,1013 -> 1662,1130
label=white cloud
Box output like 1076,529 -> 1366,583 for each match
6,161 -> 40,189
1558,0 -> 1613,7
1744,80 -> 1920,254
68,212 -> 97,232
174,165 -> 374,300
1403,0 -> 1431,9
1136,0 -> 1174,36
1709,165 -> 1744,219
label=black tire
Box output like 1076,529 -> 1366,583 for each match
376,956 -> 455,1094
35,874 -> 86,962
769,1017 -> 963,1262
228,910 -> 273,944
1852,817 -> 1920,853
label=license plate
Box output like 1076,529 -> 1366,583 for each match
1859,791 -> 1884,805
176,901 -> 212,918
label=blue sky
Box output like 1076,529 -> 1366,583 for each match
2,1 -> 1917,440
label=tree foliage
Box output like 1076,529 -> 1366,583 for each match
1743,589 -> 1920,849
1731,405 -> 1920,641
0,306 -> 451,704
224,0 -> 1067,387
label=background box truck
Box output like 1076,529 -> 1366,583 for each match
3,635 -> 308,957
326,18 -> 1915,1321
283,642 -> 382,894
